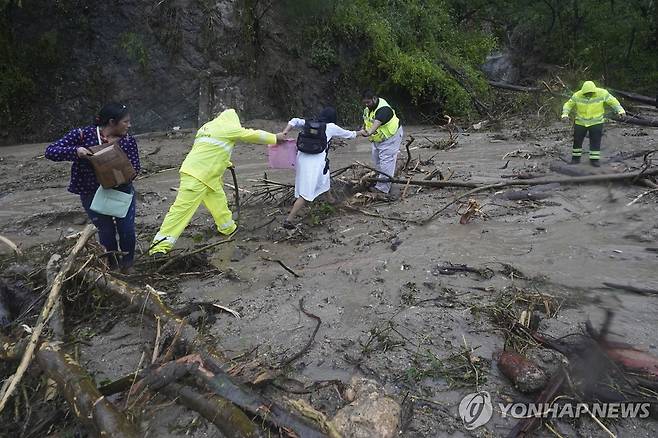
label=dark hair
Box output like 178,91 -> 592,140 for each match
95,103 -> 128,126
361,89 -> 377,99
317,106 -> 337,124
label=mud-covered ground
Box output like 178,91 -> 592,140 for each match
1,119 -> 658,437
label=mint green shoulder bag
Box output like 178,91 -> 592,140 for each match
90,187 -> 133,218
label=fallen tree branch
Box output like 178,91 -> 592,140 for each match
192,364 -> 328,438
626,189 -> 658,206
362,176 -> 478,189
277,297 -> 321,369
0,224 -> 95,413
613,113 -> 658,127
354,161 -> 394,181
609,88 -> 657,106
156,237 -> 234,273
36,342 -> 139,437
160,382 -> 264,438
422,167 -> 658,224
82,270 -> 329,437
343,205 -> 423,224
260,256 -> 301,278
0,235 -> 22,256
82,269 -> 227,362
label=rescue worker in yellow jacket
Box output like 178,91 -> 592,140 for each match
149,109 -> 285,255
359,89 -> 403,194
561,81 -> 625,167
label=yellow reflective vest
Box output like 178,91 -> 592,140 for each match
562,81 -> 625,127
363,97 -> 400,142
180,109 -> 276,191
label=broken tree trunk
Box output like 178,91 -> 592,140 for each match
83,269 -> 329,437
609,89 -> 657,106
421,167 -> 658,224
35,342 -> 139,437
160,383 -> 264,438
192,364 -> 328,438
0,224 -> 95,413
371,166 -> 658,191
129,355 -> 263,438
613,113 -> 658,127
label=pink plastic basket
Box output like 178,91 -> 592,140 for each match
268,139 -> 297,169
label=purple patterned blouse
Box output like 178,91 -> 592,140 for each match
45,125 -> 141,195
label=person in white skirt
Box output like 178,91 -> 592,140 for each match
280,107 -> 360,229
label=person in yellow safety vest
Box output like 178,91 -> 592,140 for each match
561,80 -> 625,167
149,109 -> 286,255
359,89 -> 403,195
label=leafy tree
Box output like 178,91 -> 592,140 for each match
284,0 -> 496,119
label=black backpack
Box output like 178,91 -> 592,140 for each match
296,120 -> 328,154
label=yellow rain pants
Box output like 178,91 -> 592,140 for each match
149,172 -> 236,254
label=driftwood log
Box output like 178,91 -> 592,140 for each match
614,113 -> 658,127
364,166 -> 658,193
36,342 -> 139,437
609,89 -> 657,106
192,364 -> 327,438
0,224 -> 96,413
131,355 -> 263,438
160,382 -> 264,438
82,269 -> 328,437
420,167 -> 658,224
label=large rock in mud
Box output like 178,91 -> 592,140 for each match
331,377 -> 401,438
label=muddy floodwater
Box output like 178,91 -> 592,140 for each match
1,119 -> 658,437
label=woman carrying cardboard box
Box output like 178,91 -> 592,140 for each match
45,103 -> 140,273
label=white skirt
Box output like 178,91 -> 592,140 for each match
295,151 -> 330,201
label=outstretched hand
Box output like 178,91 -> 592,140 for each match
275,132 -> 290,144
357,129 -> 369,137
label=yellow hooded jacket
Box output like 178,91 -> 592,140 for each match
179,109 -> 277,191
562,81 -> 625,127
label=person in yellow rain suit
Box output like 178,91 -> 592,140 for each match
149,109 -> 285,255
561,80 -> 625,167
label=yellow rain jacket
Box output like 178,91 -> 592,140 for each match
180,109 -> 277,191
562,81 -> 625,127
